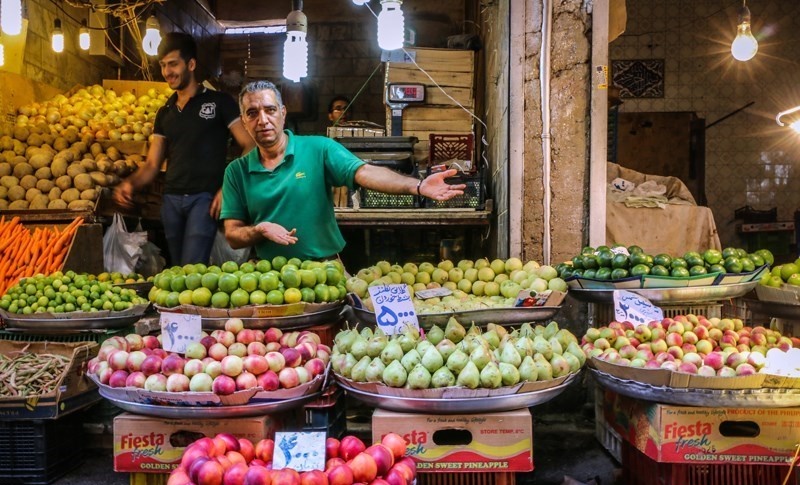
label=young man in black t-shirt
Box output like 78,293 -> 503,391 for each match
113,33 -> 254,265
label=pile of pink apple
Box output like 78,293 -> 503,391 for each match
166,432 -> 416,485
87,318 -> 331,395
581,315 -> 800,377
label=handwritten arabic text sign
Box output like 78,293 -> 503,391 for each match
159,312 -> 202,353
613,290 -> 663,327
368,284 -> 419,335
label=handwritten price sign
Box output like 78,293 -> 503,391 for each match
613,290 -> 663,327
368,284 -> 419,335
159,312 -> 202,353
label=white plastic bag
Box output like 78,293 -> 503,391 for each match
103,213 -> 149,274
209,229 -> 250,266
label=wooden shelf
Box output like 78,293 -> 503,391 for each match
335,200 -> 492,227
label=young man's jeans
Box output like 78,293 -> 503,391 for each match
161,193 -> 217,265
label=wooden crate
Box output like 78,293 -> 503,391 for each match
0,70 -> 61,121
385,48 -> 475,164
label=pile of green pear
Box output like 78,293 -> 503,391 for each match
330,318 -> 584,390
344,258 -> 567,314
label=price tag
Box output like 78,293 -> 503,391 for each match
613,290 -> 663,327
272,431 -> 326,472
368,283 -> 419,335
610,246 -> 630,256
159,312 -> 202,353
415,287 -> 452,299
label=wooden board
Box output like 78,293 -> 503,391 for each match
63,223 -> 104,275
102,80 -> 170,97
0,71 -> 62,121
387,68 -> 474,89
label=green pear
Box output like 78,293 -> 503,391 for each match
367,334 -> 388,358
444,317 -> 466,343
549,337 -> 564,356
499,342 -> 522,367
487,323 -> 508,339
401,349 -> 422,373
401,324 -> 420,341
499,362 -> 521,386
446,349 -> 470,374
555,329 -> 577,350
382,360 -> 408,387
360,326 -> 373,339
421,347 -> 444,373
397,333 -> 417,353
533,324 -> 545,337
519,355 -> 537,381
435,339 -> 457,361
469,345 -> 493,370
351,356 -> 371,382
415,340 -> 434,356
514,337 -> 533,360
427,325 -> 445,345
518,322 -> 535,338
482,329 -> 500,349
550,354 -> 571,378
563,352 -> 581,373
456,361 -> 480,389
350,335 -> 368,360
480,361 -> 503,388
334,329 -> 357,353
381,340 -> 404,365
431,366 -> 456,388
366,357 -> 386,382
532,336 -> 553,360
341,353 -> 358,378
543,321 -> 560,340
407,363 -> 432,389
467,324 -> 481,336
566,341 -> 587,366
534,354 -> 553,380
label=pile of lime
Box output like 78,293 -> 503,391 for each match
558,245 -> 773,281
148,257 -> 346,308
0,271 -> 148,314
760,259 -> 800,288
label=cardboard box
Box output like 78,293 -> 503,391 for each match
113,413 -> 282,473
372,409 -> 533,472
0,341 -> 99,420
602,390 -> 800,465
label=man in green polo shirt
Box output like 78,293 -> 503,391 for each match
220,80 -> 465,261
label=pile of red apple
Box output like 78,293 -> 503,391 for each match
581,315 -> 800,377
87,318 -> 330,395
167,432 -> 416,485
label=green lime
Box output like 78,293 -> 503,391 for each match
653,254 -> 672,268
671,267 -> 690,278
207,265 -> 222,274
650,264 -> 669,276
239,273 -> 259,293
200,272 -> 219,292
630,264 -> 650,277
170,275 -> 186,293
298,269 -> 317,288
211,292 -> 230,308
722,247 -> 738,259
755,249 -> 775,266
709,264 -> 726,274
300,287 -> 316,303
288,257 -> 302,268
741,257 -> 755,272
178,290 -> 194,305
685,254 -> 704,268
703,249 -> 722,265
256,260 -> 272,273
671,258 -> 688,269
185,273 -> 202,291
582,268 -> 597,279
282,269 -> 301,289
610,268 -> 629,280
582,255 -> 599,269
571,269 -> 584,278
191,287 -> 212,306
595,267 -> 611,280
314,284 -> 330,302
571,256 -> 584,270
271,256 -> 288,271
748,254 -> 765,267
284,288 -> 302,304
611,254 -> 630,269
312,267 -> 328,285
597,250 -> 614,268
218,273 -> 240,293
240,262 -> 256,273
689,265 -> 708,276
328,286 -> 341,301
249,290 -> 268,305
628,252 -> 648,266
627,245 -> 644,254
736,248 -> 748,259
325,267 -> 342,286
266,290 -> 284,305
259,272 -> 280,292
221,261 -> 239,273
230,289 -> 251,307
724,256 -> 743,274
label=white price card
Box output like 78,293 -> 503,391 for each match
272,431 -> 326,472
415,287 -> 452,299
613,290 -> 663,327
159,312 -> 202,353
368,283 -> 419,335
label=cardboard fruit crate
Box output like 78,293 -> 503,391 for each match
0,413 -> 86,484
621,441 -> 798,485
418,472 -> 516,485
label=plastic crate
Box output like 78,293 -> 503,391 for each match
621,441 -> 799,485
429,133 -> 474,171
358,187 -> 421,208
418,472 -> 516,485
424,171 -> 484,209
0,414 -> 86,484
303,387 -> 347,439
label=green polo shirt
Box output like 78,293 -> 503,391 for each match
221,130 -> 364,261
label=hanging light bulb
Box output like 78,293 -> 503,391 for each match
142,14 -> 161,56
283,2 -> 308,83
352,0 -> 369,5
0,43 -> 5,67
731,1 -> 758,62
79,20 -> 90,51
0,0 -> 22,36
51,19 -> 64,53
377,0 -> 404,51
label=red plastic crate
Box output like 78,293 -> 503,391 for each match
429,134 -> 474,171
621,441 -> 799,485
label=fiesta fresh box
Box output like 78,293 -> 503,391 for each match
602,390 -> 800,465
372,409 -> 533,472
113,413 -> 280,473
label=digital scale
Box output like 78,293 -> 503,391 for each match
386,83 -> 425,136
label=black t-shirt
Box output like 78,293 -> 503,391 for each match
154,87 -> 240,194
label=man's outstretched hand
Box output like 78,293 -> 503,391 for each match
419,168 -> 467,201
256,222 -> 298,246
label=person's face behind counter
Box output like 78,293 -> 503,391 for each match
241,88 -> 287,148
159,50 -> 195,91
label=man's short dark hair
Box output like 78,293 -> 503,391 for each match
328,95 -> 350,113
239,81 -> 283,112
158,32 -> 197,63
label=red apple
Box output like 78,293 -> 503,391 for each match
265,352 -> 286,372
380,433 -> 407,460
243,465 -> 272,485
304,358 -> 326,378
189,457 -> 212,483
223,462 -> 249,485
162,354 -> 186,376
364,444 -> 394,477
278,367 -> 300,389
248,342 -> 268,357
109,369 -> 129,388
215,454 -> 233,470
339,436 -> 366,461
257,370 -> 280,391
300,469 -> 329,485
215,433 -> 240,453
143,335 -> 160,350
236,371 -> 258,391
254,439 -> 275,462
212,375 -> 237,395
211,436 -> 228,457
244,355 -> 270,375
201,336 -> 218,350
326,437 -> 340,459
394,457 -> 416,479
238,438 -> 255,463
327,464 -> 354,485
326,457 -> 346,471
281,347 -> 302,367
236,329 -> 257,345
265,328 -> 283,343
295,342 -> 317,361
126,371 -> 147,388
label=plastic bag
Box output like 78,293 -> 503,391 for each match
135,241 -> 165,277
209,229 -> 250,266
103,213 -> 148,274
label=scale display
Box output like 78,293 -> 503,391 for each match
387,83 -> 425,103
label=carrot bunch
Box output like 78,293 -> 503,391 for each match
0,216 -> 84,295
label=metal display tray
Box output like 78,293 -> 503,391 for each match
337,374 -> 578,413
197,304 -> 345,331
98,389 -> 322,418
568,281 -> 758,305
0,306 -> 148,334
350,306 -> 561,329
590,368 -> 800,408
